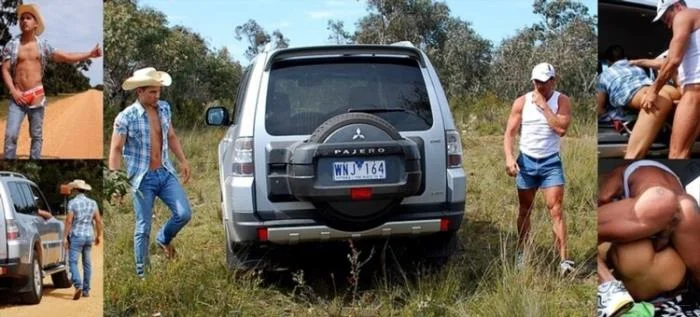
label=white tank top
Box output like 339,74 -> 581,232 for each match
678,29 -> 700,87
519,91 -> 561,158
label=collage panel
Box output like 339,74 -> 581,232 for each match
0,0 -> 103,160
598,159 -> 700,316
0,160 -> 104,317
102,0 -> 598,316
598,0 -> 700,159
596,0 -> 700,316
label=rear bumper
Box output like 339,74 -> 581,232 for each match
227,202 -> 464,245
0,258 -> 31,290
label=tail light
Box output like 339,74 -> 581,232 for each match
446,130 -> 462,168
440,218 -> 450,232
257,227 -> 268,241
6,219 -> 19,240
232,137 -> 254,176
350,187 -> 373,200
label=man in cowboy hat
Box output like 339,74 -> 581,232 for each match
503,62 -> 574,275
108,67 -> 192,278
642,0 -> 700,158
63,179 -> 102,300
1,3 -> 102,159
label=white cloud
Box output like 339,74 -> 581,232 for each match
309,10 -> 334,19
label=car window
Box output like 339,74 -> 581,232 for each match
17,184 -> 38,215
30,185 -> 50,214
7,182 -> 30,215
233,65 -> 253,125
265,57 -> 433,136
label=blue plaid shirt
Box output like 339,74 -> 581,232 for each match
597,59 -> 652,108
113,100 -> 177,189
68,194 -> 97,239
1,35 -> 54,77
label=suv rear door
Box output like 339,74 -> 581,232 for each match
253,47 -> 447,217
0,191 -> 7,264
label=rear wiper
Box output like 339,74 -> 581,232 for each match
347,107 -> 431,127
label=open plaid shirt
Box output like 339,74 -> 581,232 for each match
113,100 -> 177,189
596,59 -> 652,108
1,35 -> 54,78
67,194 -> 97,239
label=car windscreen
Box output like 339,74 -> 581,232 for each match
265,57 -> 433,136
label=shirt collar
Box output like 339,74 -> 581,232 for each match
134,100 -> 164,116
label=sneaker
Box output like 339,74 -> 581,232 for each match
73,288 -> 82,300
559,259 -> 575,276
597,280 -> 634,317
515,251 -> 525,269
82,291 -> 90,298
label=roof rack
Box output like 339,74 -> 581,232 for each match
0,171 -> 27,179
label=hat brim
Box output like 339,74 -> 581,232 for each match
653,6 -> 671,22
531,74 -> 554,82
17,5 -> 45,35
122,72 -> 172,90
68,183 -> 92,191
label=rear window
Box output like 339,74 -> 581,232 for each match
265,57 -> 433,136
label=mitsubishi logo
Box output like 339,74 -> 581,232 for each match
352,128 -> 365,140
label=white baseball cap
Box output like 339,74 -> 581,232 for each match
653,0 -> 680,22
531,62 -> 556,82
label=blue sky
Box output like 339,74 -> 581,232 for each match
8,0 -> 103,85
139,0 -> 597,64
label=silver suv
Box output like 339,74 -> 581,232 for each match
0,172 -> 70,304
206,43 -> 466,270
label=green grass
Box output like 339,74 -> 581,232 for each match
104,118 -> 596,316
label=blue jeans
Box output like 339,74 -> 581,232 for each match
3,99 -> 44,159
68,235 -> 92,292
515,152 -> 565,190
133,167 -> 191,276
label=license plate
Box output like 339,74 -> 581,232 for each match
333,160 -> 386,181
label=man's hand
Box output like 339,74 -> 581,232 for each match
505,157 -> 519,177
11,89 -> 27,106
95,236 -> 100,246
63,237 -> 69,250
89,44 -> 102,58
532,91 -> 548,111
641,90 -> 659,113
180,161 -> 191,184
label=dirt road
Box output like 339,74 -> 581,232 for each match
0,240 -> 103,317
0,90 -> 103,159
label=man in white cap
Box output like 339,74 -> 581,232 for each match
0,3 -> 102,159
503,62 -> 574,274
63,179 -> 102,300
108,67 -> 192,279
643,0 -> 700,158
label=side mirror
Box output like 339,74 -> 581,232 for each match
206,106 -> 230,126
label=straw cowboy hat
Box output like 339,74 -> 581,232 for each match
17,3 -> 45,35
122,67 -> 172,91
67,179 -> 92,191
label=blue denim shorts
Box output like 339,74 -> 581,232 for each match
515,152 -> 565,190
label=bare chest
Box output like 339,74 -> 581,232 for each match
17,42 -> 40,63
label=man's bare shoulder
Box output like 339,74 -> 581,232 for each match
557,92 -> 571,104
512,94 -> 527,107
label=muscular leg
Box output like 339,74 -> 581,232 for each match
671,194 -> 700,284
669,86 -> 700,159
517,188 -> 537,250
598,186 -> 679,243
626,86 -> 674,159
543,185 -> 566,261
